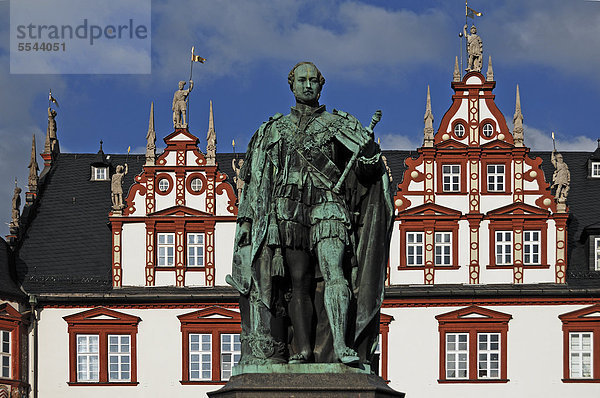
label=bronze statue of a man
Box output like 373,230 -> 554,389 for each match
228,62 -> 394,368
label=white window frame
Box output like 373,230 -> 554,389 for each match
1,330 -> 10,379
76,334 -> 99,382
157,233 -> 175,267
158,178 -> 170,192
91,166 -> 108,181
523,230 -> 541,265
435,232 -> 452,266
569,332 -> 593,379
592,162 -> 600,178
487,164 -> 505,192
442,165 -> 460,192
482,123 -> 494,137
187,233 -> 205,267
189,333 -> 212,381
495,231 -> 513,265
446,333 -> 469,379
191,178 -> 202,192
595,237 -> 600,271
220,334 -> 241,381
406,232 -> 424,266
454,123 -> 465,138
477,333 -> 500,379
108,335 -> 131,382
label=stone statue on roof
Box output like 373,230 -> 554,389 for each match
172,80 -> 194,128
464,24 -> 483,72
9,185 -> 21,234
551,150 -> 570,204
111,164 -> 129,212
228,61 -> 393,369
231,158 -> 245,200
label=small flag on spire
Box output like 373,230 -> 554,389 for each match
49,90 -> 59,107
466,6 -> 482,19
191,46 -> 206,63
127,146 -> 131,154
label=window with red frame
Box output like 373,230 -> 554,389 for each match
178,307 -> 242,384
436,306 -> 511,383
0,303 -> 27,388
63,307 -> 140,385
559,304 -> 600,382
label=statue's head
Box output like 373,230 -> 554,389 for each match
470,25 -> 477,34
14,187 -> 21,195
116,165 -> 124,173
239,159 -> 244,167
288,62 -> 325,105
556,153 -> 564,163
178,81 -> 186,89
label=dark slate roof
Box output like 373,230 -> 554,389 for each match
0,239 -> 25,301
14,148 -> 600,296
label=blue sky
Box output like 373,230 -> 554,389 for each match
1,0 -> 600,230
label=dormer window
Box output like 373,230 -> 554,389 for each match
91,166 -> 109,181
591,162 -> 600,178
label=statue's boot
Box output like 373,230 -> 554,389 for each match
288,295 -> 314,364
324,279 -> 359,365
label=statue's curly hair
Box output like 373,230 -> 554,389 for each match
288,62 -> 325,91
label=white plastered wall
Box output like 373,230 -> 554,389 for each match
121,223 -> 147,286
214,222 -> 236,286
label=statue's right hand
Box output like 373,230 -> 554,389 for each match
238,222 -> 251,247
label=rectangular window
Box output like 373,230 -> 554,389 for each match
595,238 -> 600,271
524,231 -> 541,265
592,162 -> 600,178
487,164 -> 505,192
108,335 -> 130,382
187,233 -> 205,267
1,330 -> 9,378
77,334 -> 99,382
446,333 -> 468,379
91,166 -> 108,181
189,334 -> 212,381
406,232 -> 424,266
157,233 -> 175,267
570,332 -> 593,379
435,232 -> 452,265
442,165 -> 460,192
220,334 -> 241,381
478,333 -> 500,379
495,231 -> 512,265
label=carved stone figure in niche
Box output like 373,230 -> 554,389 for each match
228,62 -> 394,369
172,80 -> 194,128
9,185 -> 21,233
111,164 -> 129,211
551,150 -> 570,203
464,24 -> 483,72
231,158 -> 245,200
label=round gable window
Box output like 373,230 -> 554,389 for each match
482,123 -> 494,137
158,178 -> 170,192
191,178 -> 202,192
454,123 -> 465,138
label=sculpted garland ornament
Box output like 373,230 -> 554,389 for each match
227,62 -> 394,371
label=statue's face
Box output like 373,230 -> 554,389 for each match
292,64 -> 321,104
179,82 -> 185,89
471,26 -> 477,34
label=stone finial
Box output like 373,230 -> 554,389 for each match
145,101 -> 156,166
551,149 -> 570,212
206,100 -> 217,166
172,80 -> 193,128
486,55 -> 494,81
513,84 -> 524,147
423,85 -> 434,147
464,24 -> 483,72
453,56 -> 461,82
9,181 -> 21,234
28,134 -> 39,194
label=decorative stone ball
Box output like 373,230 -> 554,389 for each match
498,133 -> 505,140
442,133 -> 450,141
395,199 -> 403,207
410,171 -> 419,179
543,198 -> 552,206
530,170 -> 537,178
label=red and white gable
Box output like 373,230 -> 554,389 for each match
389,71 -> 567,286
109,127 -> 238,289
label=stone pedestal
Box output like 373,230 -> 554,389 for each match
207,364 -> 404,398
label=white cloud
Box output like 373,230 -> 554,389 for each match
523,124 -> 598,151
378,133 -> 422,150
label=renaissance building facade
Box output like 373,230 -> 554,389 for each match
0,62 -> 600,398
